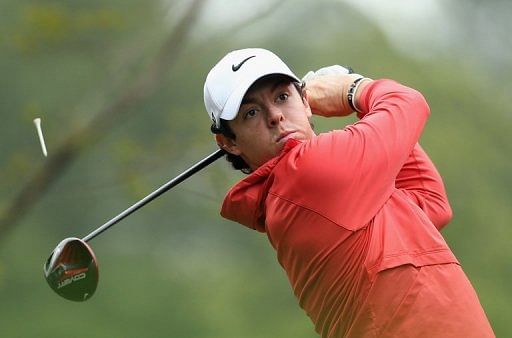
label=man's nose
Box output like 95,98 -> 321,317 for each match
267,106 -> 284,126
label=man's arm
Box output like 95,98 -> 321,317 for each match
301,78 -> 431,229
395,144 -> 453,230
305,70 -> 451,229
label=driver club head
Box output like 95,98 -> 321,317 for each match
44,237 -> 99,302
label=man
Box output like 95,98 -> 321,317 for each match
203,48 -> 494,337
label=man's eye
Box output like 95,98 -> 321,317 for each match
277,93 -> 289,102
245,109 -> 257,119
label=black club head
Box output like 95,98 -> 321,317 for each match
44,238 -> 99,302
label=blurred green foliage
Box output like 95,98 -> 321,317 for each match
0,0 -> 510,337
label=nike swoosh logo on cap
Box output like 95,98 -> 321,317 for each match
232,55 -> 256,72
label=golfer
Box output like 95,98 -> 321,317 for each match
203,48 -> 494,337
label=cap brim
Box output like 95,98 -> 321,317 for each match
220,72 -> 300,122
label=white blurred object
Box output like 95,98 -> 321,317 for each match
33,118 -> 48,157
302,65 -> 359,82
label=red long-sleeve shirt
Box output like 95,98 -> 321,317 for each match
221,80 -> 493,337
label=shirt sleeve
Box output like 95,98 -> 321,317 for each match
395,143 -> 453,230
298,79 -> 431,229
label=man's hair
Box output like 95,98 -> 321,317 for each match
211,75 -> 307,174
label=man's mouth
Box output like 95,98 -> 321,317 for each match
276,131 -> 295,143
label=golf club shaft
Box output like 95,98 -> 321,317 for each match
82,149 -> 225,242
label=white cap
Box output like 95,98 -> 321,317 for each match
204,48 -> 299,128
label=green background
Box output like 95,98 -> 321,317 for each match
1,0 -> 510,337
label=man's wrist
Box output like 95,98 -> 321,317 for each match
347,77 -> 364,112
352,78 -> 372,112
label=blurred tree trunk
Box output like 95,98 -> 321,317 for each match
0,0 -> 288,243
0,0 -> 207,241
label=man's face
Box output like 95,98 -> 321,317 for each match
218,76 -> 315,170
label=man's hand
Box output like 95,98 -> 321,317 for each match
303,65 -> 365,117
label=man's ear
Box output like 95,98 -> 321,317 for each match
302,90 -> 313,118
215,134 -> 241,155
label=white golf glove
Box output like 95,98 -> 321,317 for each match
302,65 -> 360,82
302,65 -> 366,117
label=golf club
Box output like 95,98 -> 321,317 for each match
44,149 -> 225,302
